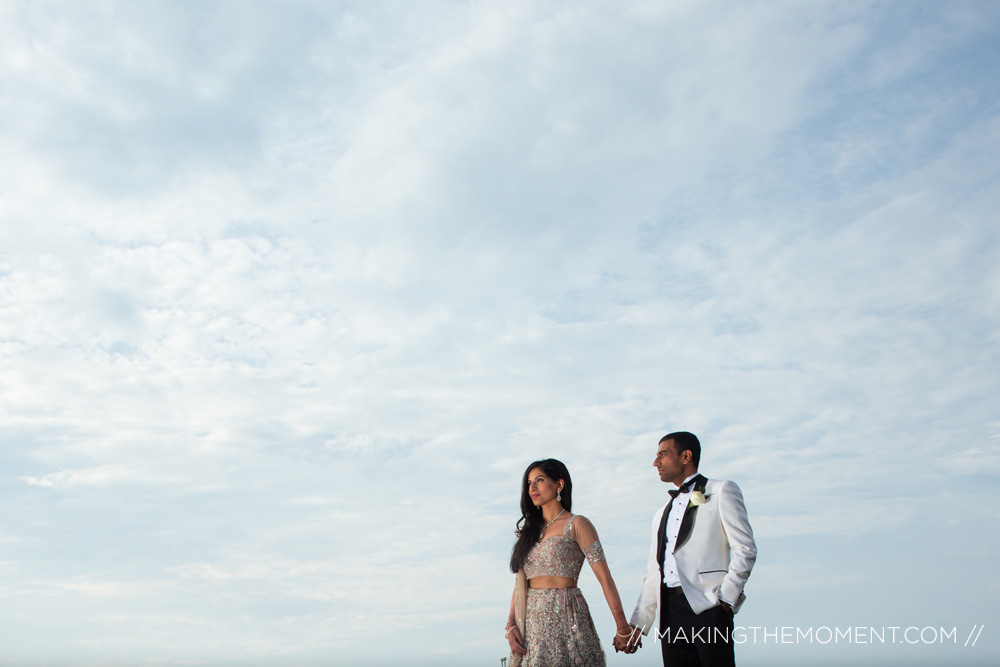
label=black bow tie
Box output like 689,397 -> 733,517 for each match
669,478 -> 699,499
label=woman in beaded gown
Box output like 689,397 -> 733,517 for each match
504,459 -> 634,667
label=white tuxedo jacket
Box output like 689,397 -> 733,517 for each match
630,478 -> 756,635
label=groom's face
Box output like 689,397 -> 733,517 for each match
654,439 -> 688,485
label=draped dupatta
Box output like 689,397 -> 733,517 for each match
510,568 -> 527,667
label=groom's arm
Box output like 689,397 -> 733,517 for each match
718,480 -> 757,612
628,505 -> 664,635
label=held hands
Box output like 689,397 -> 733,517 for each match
505,624 -> 527,656
612,624 -> 642,654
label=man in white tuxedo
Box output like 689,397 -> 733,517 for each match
614,432 -> 756,667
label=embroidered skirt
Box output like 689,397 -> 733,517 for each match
521,587 -> 606,667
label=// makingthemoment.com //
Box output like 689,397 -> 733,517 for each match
645,625 -> 985,646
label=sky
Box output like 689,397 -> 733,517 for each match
1,1 -> 998,665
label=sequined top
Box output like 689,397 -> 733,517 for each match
523,514 -> 607,580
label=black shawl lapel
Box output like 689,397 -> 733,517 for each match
656,499 -> 671,578
674,474 -> 708,552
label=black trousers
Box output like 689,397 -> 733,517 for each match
658,584 -> 735,667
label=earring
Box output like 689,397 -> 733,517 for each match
557,491 -> 562,502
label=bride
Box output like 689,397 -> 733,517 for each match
504,458 -> 635,666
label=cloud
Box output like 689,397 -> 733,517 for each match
0,1 -> 998,665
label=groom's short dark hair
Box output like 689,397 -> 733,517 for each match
660,431 -> 701,469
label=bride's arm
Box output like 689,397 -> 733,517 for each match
590,559 -> 633,635
573,516 -> 633,635
506,581 -> 527,655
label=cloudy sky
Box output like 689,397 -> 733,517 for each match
1,1 -> 998,665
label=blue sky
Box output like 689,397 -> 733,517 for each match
1,1 -> 998,665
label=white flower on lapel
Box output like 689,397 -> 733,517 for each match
689,491 -> 707,506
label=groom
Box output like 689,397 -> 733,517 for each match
614,432 -> 756,667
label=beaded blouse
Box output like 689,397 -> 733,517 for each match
523,514 -> 607,580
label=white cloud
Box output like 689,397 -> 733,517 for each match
0,1 -> 998,665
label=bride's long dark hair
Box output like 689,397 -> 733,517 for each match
509,458 -> 573,573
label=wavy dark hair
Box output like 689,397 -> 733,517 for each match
509,459 -> 573,573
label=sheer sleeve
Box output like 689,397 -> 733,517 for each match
569,515 -> 607,566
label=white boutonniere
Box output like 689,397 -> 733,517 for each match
689,490 -> 708,507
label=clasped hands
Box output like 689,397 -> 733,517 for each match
613,624 -> 642,654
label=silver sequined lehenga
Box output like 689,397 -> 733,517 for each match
516,514 -> 607,667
